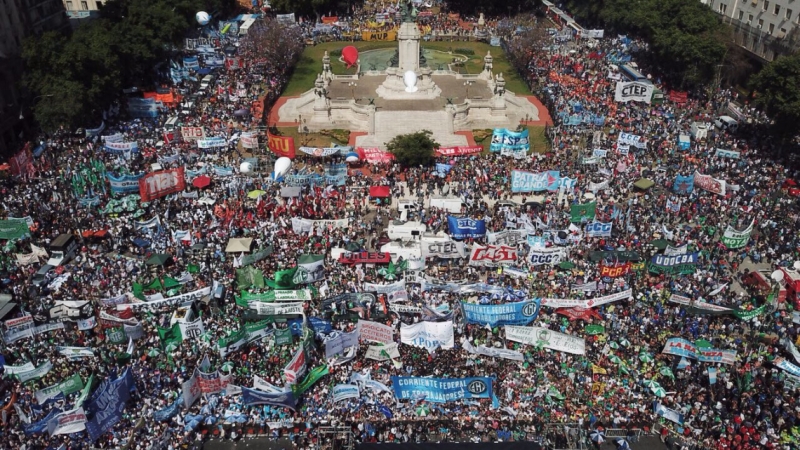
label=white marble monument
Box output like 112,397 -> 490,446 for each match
376,21 -> 441,100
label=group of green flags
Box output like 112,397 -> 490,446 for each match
132,276 -> 184,299
69,159 -> 107,198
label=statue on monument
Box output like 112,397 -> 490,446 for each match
399,0 -> 417,23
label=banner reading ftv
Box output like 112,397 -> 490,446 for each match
139,167 -> 186,202
391,376 -> 494,403
267,132 -> 296,159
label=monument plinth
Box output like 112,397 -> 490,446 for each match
377,22 -> 441,100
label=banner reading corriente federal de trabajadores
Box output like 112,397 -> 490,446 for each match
391,376 -> 494,403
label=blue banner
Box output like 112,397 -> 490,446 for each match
460,299 -> 541,327
241,387 -> 297,410
447,216 -> 486,239
86,369 -> 135,441
213,165 -> 234,177
24,408 -> 61,435
325,163 -> 348,177
435,163 -> 452,174
186,166 -> 208,178
391,376 -> 494,403
585,222 -> 612,237
128,98 -> 158,118
183,56 -> 199,70
153,399 -> 182,422
309,317 -> 332,335
490,129 -> 530,156
107,173 -> 143,194
511,170 -> 560,192
673,174 -> 694,194
127,98 -> 159,119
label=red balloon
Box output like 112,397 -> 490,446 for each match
342,46 -> 359,68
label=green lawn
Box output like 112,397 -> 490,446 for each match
274,127 -> 350,148
282,40 -> 531,96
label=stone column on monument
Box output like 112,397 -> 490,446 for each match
313,74 -> 330,121
322,51 -> 332,81
491,73 -> 507,117
478,13 -> 485,26
398,22 -> 421,74
481,50 -> 493,80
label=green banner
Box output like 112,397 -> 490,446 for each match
292,365 -> 329,396
105,327 -> 127,345
734,304 -> 767,321
241,246 -> 274,267
76,373 -> 95,407
240,289 -> 312,303
245,320 -> 272,335
271,268 -> 298,289
218,328 -> 248,348
157,323 -> 182,346
648,263 -> 697,275
0,220 -> 30,240
570,202 -> 597,222
237,266 -> 266,289
275,327 -> 293,345
37,373 -> 84,399
585,325 -> 605,335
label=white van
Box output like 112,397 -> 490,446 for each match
380,241 -> 423,262
690,122 -> 710,141
714,116 -> 738,132
429,197 -> 463,213
397,199 -> 419,221
386,220 -> 427,241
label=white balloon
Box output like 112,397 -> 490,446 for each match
274,157 -> 292,179
239,162 -> 252,174
196,11 -> 210,26
794,261 -> 800,270
403,70 -> 418,93
771,270 -> 784,282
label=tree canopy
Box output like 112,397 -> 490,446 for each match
22,0 -> 234,131
750,54 -> 800,136
386,131 -> 439,167
565,0 -> 729,88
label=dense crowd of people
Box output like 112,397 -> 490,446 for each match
1,4 -> 800,450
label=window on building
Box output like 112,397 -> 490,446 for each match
80,0 -> 87,9
786,9 -> 792,20
769,23 -> 775,33
749,14 -> 754,23
719,3 -> 727,13
66,0 -> 73,9
738,10 -> 745,20
763,1 -> 769,12
758,18 -> 764,28
774,4 -> 780,15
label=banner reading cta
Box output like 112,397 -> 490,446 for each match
391,376 -> 494,403
267,132 -> 296,159
139,167 -> 186,202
